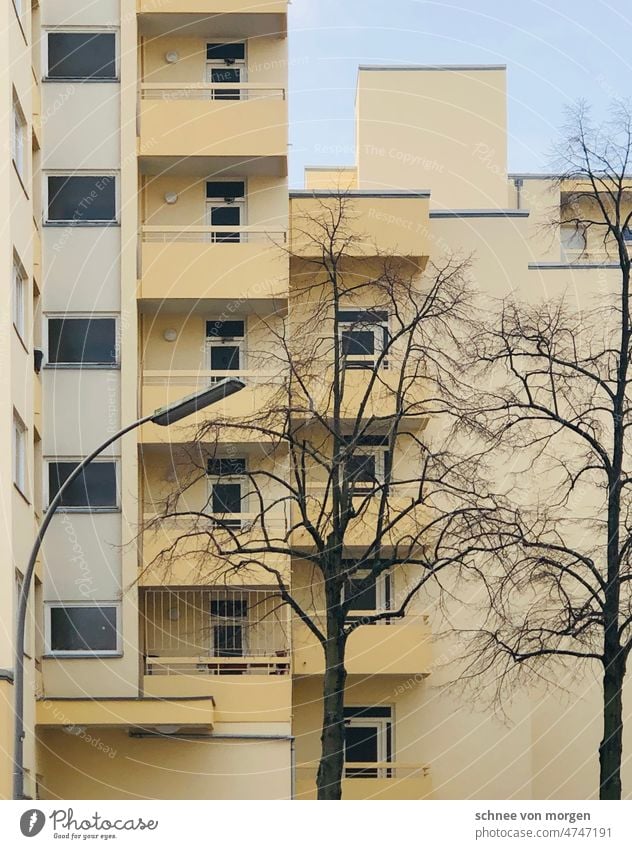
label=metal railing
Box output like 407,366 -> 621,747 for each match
142,587 -> 291,676
295,762 -> 430,781
140,82 -> 286,101
141,225 -> 287,244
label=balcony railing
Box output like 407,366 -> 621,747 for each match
141,225 -> 287,245
141,82 -> 286,101
142,587 -> 291,676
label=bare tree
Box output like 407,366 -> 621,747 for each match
466,102 -> 632,800
141,194 -> 497,800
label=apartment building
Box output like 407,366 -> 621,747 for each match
0,1 -> 626,802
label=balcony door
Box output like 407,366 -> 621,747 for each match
206,42 -> 246,100
344,706 -> 393,779
210,597 -> 249,658
206,180 -> 246,243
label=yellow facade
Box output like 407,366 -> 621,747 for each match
0,4 -> 623,803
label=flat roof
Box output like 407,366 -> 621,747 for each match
358,64 -> 507,72
290,189 -> 431,198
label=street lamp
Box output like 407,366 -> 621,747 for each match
12,377 -> 245,799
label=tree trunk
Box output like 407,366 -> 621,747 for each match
316,633 -> 347,800
599,655 -> 626,799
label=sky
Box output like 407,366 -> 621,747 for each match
287,0 -> 632,187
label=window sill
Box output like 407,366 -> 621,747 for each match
43,221 -> 120,228
43,652 -> 123,660
12,160 -> 29,200
13,482 -> 31,506
42,77 -> 120,84
44,363 -> 120,370
45,507 -> 120,515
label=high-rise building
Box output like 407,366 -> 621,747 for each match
0,4 -> 622,800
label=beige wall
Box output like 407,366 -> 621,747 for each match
38,730 -> 292,799
356,67 -> 509,209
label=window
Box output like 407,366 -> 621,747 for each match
206,42 -> 246,100
344,436 -> 390,494
13,413 -> 27,494
338,309 -> 389,369
46,174 -> 117,224
206,181 -> 246,242
12,94 -> 26,180
48,460 -> 117,509
46,32 -> 117,80
560,224 -> 586,257
210,598 -> 249,657
208,458 -> 247,528
206,319 -> 245,372
344,563 -> 391,617
47,317 -> 117,366
344,707 -> 393,778
13,255 -> 27,340
46,603 -> 119,656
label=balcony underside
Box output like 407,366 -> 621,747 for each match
138,154 -> 287,179
137,10 -> 287,40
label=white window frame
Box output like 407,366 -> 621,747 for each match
13,254 -> 27,342
338,309 -> 389,369
205,318 -> 246,373
44,601 -> 121,657
45,457 -> 120,512
44,171 -> 119,226
344,707 -> 394,778
12,93 -> 26,180
44,312 -> 120,367
42,28 -> 119,81
205,40 -> 247,99
207,461 -> 248,528
13,412 -> 27,495
344,567 -> 391,614
347,440 -> 390,493
205,182 -> 247,242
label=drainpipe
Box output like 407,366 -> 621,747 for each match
514,177 -> 524,210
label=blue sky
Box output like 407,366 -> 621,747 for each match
287,0 -> 632,186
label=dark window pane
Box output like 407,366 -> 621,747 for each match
213,625 -> 243,657
345,725 -> 379,777
48,175 -> 116,223
48,318 -> 117,364
210,345 -> 240,370
212,482 -> 242,514
47,32 -> 116,80
208,458 -> 246,476
347,578 -> 377,612
49,462 -> 117,508
206,320 -> 245,339
50,606 -> 117,652
344,706 -> 393,719
210,206 -> 241,226
210,599 -> 248,618
342,330 -> 375,356
206,181 -> 245,199
346,454 -> 376,484
207,43 -> 245,61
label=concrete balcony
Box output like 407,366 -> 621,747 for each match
137,2 -> 288,40
293,614 -> 431,677
291,493 -> 429,551
139,370 -> 286,443
139,226 -> 288,306
138,84 -> 287,176
141,515 -> 290,586
36,696 -> 215,732
295,763 -> 432,800
290,191 -> 430,259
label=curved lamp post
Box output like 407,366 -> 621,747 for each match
13,377 -> 245,799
